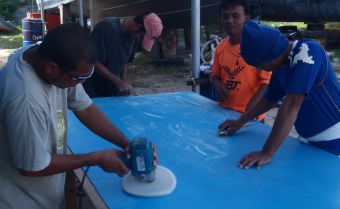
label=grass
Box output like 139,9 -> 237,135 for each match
0,33 -> 22,49
262,21 -> 307,29
0,24 -> 22,49
326,22 -> 340,28
260,21 -> 340,29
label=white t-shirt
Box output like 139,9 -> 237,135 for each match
0,46 -> 92,209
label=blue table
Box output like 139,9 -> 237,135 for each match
68,92 -> 340,209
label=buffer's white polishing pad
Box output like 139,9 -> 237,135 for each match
122,165 -> 176,197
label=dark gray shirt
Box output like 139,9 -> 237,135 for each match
84,17 -> 139,97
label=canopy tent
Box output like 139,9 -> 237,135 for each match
36,0 -> 220,28
37,0 -> 74,10
36,0 -> 340,28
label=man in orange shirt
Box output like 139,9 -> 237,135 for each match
211,0 -> 271,121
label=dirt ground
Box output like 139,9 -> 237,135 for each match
0,49 -> 13,64
128,58 -> 193,95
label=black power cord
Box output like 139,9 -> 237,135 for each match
77,166 -> 90,209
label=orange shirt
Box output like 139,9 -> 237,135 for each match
211,38 -> 272,121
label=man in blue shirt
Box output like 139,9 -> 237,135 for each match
219,20 -> 340,169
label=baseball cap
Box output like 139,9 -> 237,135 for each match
240,20 -> 289,66
143,13 -> 163,52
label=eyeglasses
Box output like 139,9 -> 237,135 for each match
65,65 -> 95,81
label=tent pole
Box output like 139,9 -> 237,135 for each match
191,0 -> 200,93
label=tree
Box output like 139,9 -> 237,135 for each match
0,0 -> 27,20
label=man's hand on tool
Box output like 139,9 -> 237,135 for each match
92,149 -> 129,176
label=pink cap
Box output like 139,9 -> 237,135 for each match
143,13 -> 163,52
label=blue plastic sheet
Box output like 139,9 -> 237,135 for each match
68,91 -> 340,209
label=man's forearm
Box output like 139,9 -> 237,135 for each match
74,104 -> 129,149
95,61 -> 123,86
261,94 -> 304,155
211,76 -> 221,87
19,153 -> 96,176
240,97 -> 275,123
246,84 -> 268,111
121,64 -> 128,82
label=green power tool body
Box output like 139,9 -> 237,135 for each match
119,138 -> 155,182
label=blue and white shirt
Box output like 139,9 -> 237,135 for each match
264,39 -> 340,138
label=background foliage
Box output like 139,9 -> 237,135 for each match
0,0 -> 28,20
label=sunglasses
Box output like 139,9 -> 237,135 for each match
65,65 -> 95,81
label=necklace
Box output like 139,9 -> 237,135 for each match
222,43 -> 241,65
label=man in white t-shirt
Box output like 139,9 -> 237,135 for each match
0,23 -> 131,209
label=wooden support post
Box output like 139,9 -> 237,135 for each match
90,0 -> 103,30
58,3 -> 71,24
184,27 -> 191,49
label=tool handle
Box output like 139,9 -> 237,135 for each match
118,155 -> 130,168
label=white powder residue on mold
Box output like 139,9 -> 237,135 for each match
166,122 -> 228,160
194,145 -> 207,156
141,111 -> 165,118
